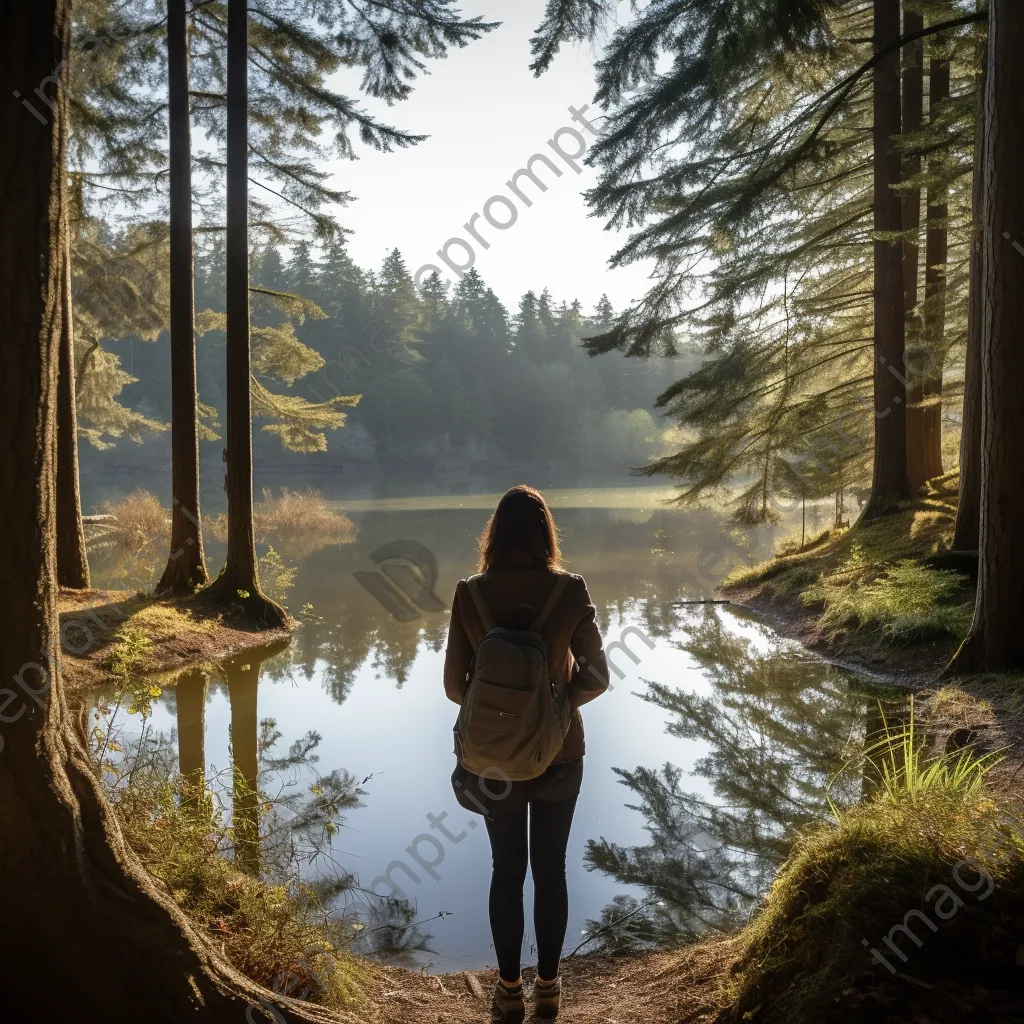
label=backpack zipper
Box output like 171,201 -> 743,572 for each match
476,704 -> 518,718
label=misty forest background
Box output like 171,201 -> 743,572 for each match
83,240 -> 683,475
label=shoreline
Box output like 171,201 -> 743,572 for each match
58,588 -> 292,696
722,585 -> 953,690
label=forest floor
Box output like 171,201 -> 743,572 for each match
353,942 -> 737,1024
58,587 -> 291,696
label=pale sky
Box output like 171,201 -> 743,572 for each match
321,0 -> 657,315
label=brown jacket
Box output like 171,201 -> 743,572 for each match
443,562 -> 609,763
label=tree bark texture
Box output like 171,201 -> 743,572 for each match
965,0 -> 1024,671
863,0 -> 909,521
902,8 -> 930,494
159,0 -> 209,595
952,25 -> 988,553
56,231 -> 90,588
908,53 -> 951,492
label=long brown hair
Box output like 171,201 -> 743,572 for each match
478,485 -> 562,572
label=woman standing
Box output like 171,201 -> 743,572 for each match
444,485 -> 609,1023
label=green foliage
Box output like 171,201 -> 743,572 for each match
196,285 -> 362,452
108,627 -> 154,686
803,559 -> 972,642
72,219 -> 171,447
850,698 -> 1003,808
258,545 -> 297,605
534,1 -> 982,520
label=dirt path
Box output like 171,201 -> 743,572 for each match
351,941 -> 737,1024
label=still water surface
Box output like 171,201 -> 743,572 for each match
89,483 -> 873,972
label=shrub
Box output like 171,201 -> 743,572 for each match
209,489 -> 355,559
100,489 -> 170,553
259,545 -> 298,604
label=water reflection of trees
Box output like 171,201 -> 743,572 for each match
274,505 -> 773,703
583,608 -> 872,950
91,647 -> 438,966
87,499 -> 789,705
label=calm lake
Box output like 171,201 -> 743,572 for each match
84,475 -> 877,973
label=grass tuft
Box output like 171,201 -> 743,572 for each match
723,736 -> 1024,1023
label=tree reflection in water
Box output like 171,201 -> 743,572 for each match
582,606 -> 899,951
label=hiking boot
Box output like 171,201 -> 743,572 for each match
533,975 -> 561,1019
491,978 -> 525,1024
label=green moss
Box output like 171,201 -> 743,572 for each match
722,789 -> 1024,1023
804,559 -> 972,642
724,490 -> 974,649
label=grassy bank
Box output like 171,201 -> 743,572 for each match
707,476 -> 1024,1021
724,473 -> 971,683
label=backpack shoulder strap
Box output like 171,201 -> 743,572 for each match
531,573 -> 570,632
465,575 -> 495,632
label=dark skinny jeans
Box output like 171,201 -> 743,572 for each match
483,781 -> 579,982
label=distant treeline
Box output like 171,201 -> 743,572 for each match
87,240 -> 689,473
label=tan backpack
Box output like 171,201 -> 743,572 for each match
454,574 -> 571,782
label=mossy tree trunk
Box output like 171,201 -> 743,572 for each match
202,0 -> 286,626
56,230 -> 90,588
159,0 -> 208,596
956,0 -> 1024,672
952,27 -> 987,554
0,6 -> 333,1018
862,0 -> 909,522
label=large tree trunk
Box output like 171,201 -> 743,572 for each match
159,0 -> 209,596
910,53 -> 952,492
952,25 -> 988,553
203,0 -> 286,626
901,9 -> 925,493
0,6 -> 335,1018
955,0 -> 1024,672
862,0 -> 908,521
56,231 -> 90,588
